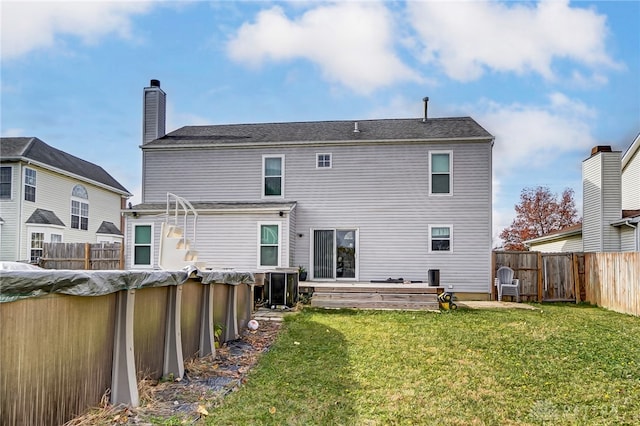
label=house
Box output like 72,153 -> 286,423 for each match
124,80 -> 494,299
0,137 -> 131,262
526,134 -> 640,252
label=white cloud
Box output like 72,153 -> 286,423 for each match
407,0 -> 619,82
476,93 -> 597,175
226,3 -> 421,94
1,127 -> 26,137
0,1 -> 154,60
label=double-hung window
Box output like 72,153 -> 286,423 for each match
24,168 -> 36,202
0,167 -> 11,199
133,224 -> 153,267
71,185 -> 89,230
258,223 -> 280,267
429,225 -> 452,252
30,232 -> 44,263
430,151 -> 452,195
262,155 -> 284,197
316,153 -> 332,169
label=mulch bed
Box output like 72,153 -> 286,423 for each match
66,320 -> 282,425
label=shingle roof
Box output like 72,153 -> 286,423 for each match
143,117 -> 493,148
128,201 -> 297,211
25,209 -> 66,226
96,221 -> 123,235
1,137 -> 130,194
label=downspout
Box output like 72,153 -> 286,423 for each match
17,163 -> 24,261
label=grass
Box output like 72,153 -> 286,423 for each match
203,304 -> 639,425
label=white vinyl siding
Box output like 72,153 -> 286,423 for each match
583,151 -> 622,252
528,235 -> 584,253
140,140 -> 492,293
621,144 -> 639,210
12,164 -> 124,262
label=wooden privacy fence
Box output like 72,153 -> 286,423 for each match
40,242 -> 123,269
584,252 -> 640,316
493,251 -> 639,316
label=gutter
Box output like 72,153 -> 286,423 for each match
140,136 -> 494,151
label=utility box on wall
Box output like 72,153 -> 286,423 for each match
265,270 -> 299,307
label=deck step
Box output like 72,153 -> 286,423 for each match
309,285 -> 441,311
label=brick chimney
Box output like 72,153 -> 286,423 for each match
142,79 -> 166,145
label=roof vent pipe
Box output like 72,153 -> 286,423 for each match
422,97 -> 429,122
354,122 -> 360,133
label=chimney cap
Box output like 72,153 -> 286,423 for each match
150,79 -> 161,88
591,145 -> 612,155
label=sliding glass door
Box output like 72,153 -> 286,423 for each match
312,229 -> 357,280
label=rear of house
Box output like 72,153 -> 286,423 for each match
125,81 -> 494,298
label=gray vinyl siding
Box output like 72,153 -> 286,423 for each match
621,147 -> 639,210
583,152 -> 622,252
143,89 -> 166,145
139,139 -> 492,293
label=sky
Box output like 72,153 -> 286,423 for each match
2,0 -> 639,246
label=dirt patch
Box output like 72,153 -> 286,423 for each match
66,320 -> 282,425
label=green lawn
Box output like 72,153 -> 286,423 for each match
206,305 -> 640,425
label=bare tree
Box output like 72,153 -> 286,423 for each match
500,186 -> 581,251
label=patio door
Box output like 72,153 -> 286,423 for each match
312,229 -> 358,280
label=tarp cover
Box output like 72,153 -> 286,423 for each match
0,266 -> 190,303
197,269 -> 255,286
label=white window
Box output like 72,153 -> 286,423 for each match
258,222 -> 280,267
429,151 -> 452,195
316,153 -> 332,169
262,155 -> 284,198
24,168 -> 36,202
429,225 -> 452,252
71,185 -> 89,230
51,234 -> 63,243
133,224 -> 153,267
0,166 -> 11,199
30,232 -> 44,263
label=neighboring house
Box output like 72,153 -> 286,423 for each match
0,137 -> 131,262
124,80 -> 494,298
526,134 -> 640,252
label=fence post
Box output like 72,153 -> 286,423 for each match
490,251 -> 496,301
572,253 -> 581,303
84,243 -> 90,270
111,289 -> 139,406
537,252 -> 543,302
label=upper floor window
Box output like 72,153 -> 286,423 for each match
24,168 -> 36,202
133,224 -> 153,267
316,153 -> 332,169
262,155 -> 284,197
0,166 -> 11,199
429,151 -> 452,195
71,185 -> 89,230
429,225 -> 452,252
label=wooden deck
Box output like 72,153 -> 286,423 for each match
300,282 -> 443,311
